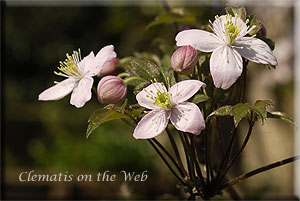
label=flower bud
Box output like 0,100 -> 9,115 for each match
98,58 -> 119,77
97,76 -> 127,104
171,46 -> 198,73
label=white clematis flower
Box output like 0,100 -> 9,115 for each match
175,14 -> 278,89
38,45 -> 117,108
133,80 -> 206,139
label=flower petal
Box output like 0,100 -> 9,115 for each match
234,37 -> 278,65
175,29 -> 222,52
170,102 -> 205,135
38,78 -> 76,101
133,110 -> 170,139
87,45 -> 117,76
169,80 -> 206,103
136,82 -> 168,109
70,76 -> 94,108
210,45 -> 243,89
81,51 -> 95,74
213,15 -> 248,40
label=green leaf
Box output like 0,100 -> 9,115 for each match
206,105 -> 233,121
267,111 -> 295,125
232,103 -> 251,127
266,64 -> 276,70
146,12 -> 196,30
125,59 -> 162,82
253,99 -> 274,125
248,15 -> 261,36
158,56 -> 176,88
133,81 -> 151,95
191,94 -> 210,104
225,5 -> 247,21
86,106 -> 129,139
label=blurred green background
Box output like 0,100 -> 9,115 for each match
2,0 -> 296,200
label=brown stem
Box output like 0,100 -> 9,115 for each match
217,121 -> 255,186
240,60 -> 249,103
166,127 -> 187,176
220,155 -> 300,190
152,138 -> 185,177
147,139 -> 186,186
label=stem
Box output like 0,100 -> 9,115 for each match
217,121 -> 255,187
123,76 -> 145,85
147,139 -> 186,186
204,130 -> 210,183
117,72 -> 130,78
216,118 -> 225,155
220,155 -> 300,190
166,127 -> 187,176
151,138 -> 185,177
240,60 -> 249,103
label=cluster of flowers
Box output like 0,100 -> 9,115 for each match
39,14 -> 277,139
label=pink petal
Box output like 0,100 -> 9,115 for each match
175,29 -> 222,52
170,102 -> 205,135
38,78 -> 76,101
87,45 -> 117,76
234,37 -> 278,65
70,76 -> 94,108
210,46 -> 243,89
81,51 -> 95,74
136,82 -> 168,109
133,110 -> 170,139
169,80 -> 206,103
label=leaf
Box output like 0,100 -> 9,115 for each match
146,12 -> 196,30
265,64 -> 276,70
86,107 -> 129,139
125,59 -> 162,82
225,5 -> 247,21
248,15 -> 261,36
133,81 -> 151,95
158,55 -> 176,88
206,105 -> 233,121
253,99 -> 274,125
267,111 -> 295,126
191,94 -> 210,104
232,103 -> 251,127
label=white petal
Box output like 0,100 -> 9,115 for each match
70,76 -> 94,108
170,80 -> 206,103
81,51 -> 95,74
136,82 -> 168,109
210,45 -> 243,89
175,29 -> 222,52
170,102 -> 205,135
234,37 -> 278,65
133,110 -> 170,139
213,15 -> 248,40
38,78 -> 76,101
87,45 -> 117,76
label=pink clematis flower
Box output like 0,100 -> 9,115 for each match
133,80 -> 206,139
175,14 -> 277,89
38,45 -> 116,108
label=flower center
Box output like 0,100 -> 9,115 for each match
154,91 -> 171,109
54,49 -> 83,79
224,15 -> 242,45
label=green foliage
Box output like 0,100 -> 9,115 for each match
248,15 -> 261,36
146,12 -> 196,30
225,5 -> 247,21
267,111 -> 295,125
86,105 -> 129,139
252,100 -> 274,125
191,94 -> 210,104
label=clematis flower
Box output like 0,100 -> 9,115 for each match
38,45 -> 117,108
175,14 -> 278,89
133,80 -> 206,139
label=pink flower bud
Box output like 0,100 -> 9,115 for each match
171,46 -> 198,73
97,76 -> 127,104
98,58 -> 119,77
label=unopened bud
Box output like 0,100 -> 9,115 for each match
98,58 -> 119,77
97,76 -> 127,104
171,46 -> 198,73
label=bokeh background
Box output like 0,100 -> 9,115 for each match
2,0 -> 297,200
